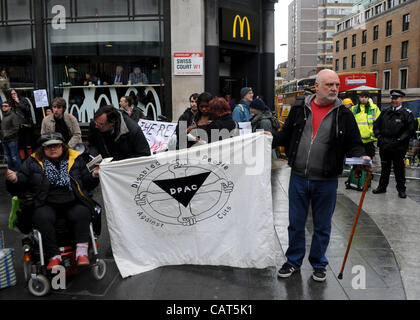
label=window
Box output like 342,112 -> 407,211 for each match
335,59 -> 339,71
336,40 -> 340,52
372,49 -> 378,64
361,52 -> 366,67
351,54 -> 356,68
400,68 -> 407,89
373,25 -> 379,40
352,34 -> 356,47
362,30 -> 367,44
343,37 -> 347,50
384,70 -> 391,90
386,20 -> 392,37
343,57 -> 347,70
401,41 -> 408,59
385,45 -> 391,62
402,14 -> 410,31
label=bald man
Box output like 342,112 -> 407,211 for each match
271,69 -> 370,282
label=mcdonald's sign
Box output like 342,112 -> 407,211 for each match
221,8 -> 259,46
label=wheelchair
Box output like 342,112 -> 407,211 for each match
16,201 -> 107,297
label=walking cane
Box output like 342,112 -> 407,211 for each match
338,170 -> 371,280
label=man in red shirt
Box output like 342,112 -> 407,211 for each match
271,69 -> 370,282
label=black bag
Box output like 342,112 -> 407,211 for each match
15,193 -> 36,234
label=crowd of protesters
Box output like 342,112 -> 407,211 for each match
1,69 -> 419,280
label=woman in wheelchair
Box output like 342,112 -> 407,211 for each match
5,132 -> 100,271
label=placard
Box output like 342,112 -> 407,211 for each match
33,89 -> 49,108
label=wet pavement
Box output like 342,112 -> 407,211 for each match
0,160 -> 418,300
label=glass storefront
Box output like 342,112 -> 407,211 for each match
0,0 -> 165,126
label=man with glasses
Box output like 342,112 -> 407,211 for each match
41,97 -> 82,149
373,89 -> 417,198
88,105 -> 150,161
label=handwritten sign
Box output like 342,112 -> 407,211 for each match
138,119 -> 177,153
33,89 -> 49,108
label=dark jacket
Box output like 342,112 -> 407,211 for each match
0,110 -> 20,141
178,108 -> 198,128
13,97 -> 33,126
250,109 -> 274,133
373,106 -> 417,153
88,112 -> 151,161
6,149 -> 99,210
203,114 -> 238,143
272,96 -> 365,178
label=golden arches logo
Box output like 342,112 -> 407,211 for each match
233,15 -> 251,40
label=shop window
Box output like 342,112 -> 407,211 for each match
76,0 -> 129,17
6,0 -> 31,21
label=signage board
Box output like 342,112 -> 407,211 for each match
173,52 -> 204,76
220,8 -> 259,46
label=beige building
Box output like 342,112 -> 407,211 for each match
333,0 -> 420,99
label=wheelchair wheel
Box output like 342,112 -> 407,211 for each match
92,259 -> 107,280
28,274 -> 51,297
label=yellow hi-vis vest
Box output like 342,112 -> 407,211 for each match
350,103 -> 381,143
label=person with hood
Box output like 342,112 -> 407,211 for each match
232,87 -> 253,122
249,98 -> 276,134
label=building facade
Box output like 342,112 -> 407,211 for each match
288,0 -> 358,81
333,0 -> 420,99
0,0 -> 277,129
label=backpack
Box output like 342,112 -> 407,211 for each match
252,111 -> 281,133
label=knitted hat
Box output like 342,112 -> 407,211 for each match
250,98 -> 265,111
240,87 -> 252,99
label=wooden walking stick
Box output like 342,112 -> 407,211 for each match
338,170 -> 371,280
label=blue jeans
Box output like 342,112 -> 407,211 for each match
2,140 -> 21,172
285,172 -> 338,269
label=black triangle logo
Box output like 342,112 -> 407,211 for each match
153,171 -> 211,207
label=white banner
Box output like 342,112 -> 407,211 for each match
99,133 -> 276,278
138,119 -> 177,153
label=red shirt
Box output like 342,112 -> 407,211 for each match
310,99 -> 334,139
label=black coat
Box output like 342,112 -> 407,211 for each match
88,112 -> 151,161
373,106 -> 417,153
203,114 -> 238,143
6,149 -> 99,210
272,97 -> 365,178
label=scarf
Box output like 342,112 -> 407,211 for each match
43,159 -> 71,189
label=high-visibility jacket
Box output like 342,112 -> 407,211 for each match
351,102 -> 381,143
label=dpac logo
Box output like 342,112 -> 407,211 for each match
133,160 -> 234,227
233,15 -> 251,40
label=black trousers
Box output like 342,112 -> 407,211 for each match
378,149 -> 406,192
364,141 -> 376,159
32,202 -> 91,258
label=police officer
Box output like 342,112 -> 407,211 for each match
373,89 -> 417,198
351,91 -> 381,159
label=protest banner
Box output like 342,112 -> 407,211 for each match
138,119 -> 177,153
99,132 -> 276,278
